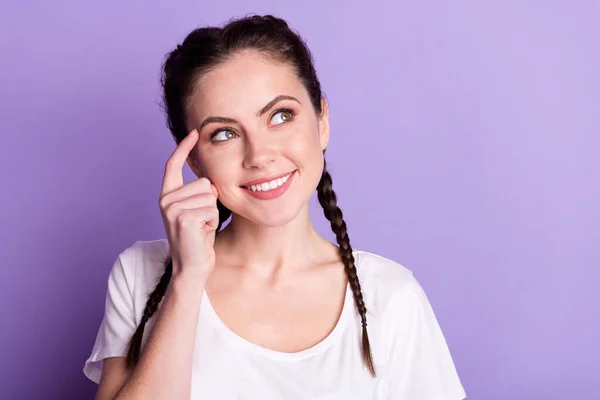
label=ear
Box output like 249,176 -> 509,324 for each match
318,97 -> 330,151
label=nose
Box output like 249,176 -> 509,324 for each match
242,131 -> 277,170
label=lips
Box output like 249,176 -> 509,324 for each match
240,170 -> 297,187
241,170 -> 297,200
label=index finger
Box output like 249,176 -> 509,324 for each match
160,129 -> 199,196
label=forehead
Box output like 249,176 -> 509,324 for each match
186,50 -> 307,121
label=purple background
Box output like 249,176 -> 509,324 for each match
1,1 -> 598,399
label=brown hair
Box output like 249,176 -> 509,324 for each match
125,14 -> 376,376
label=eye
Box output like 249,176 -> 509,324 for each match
210,128 -> 238,142
270,108 -> 294,125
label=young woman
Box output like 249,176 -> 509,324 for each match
83,14 -> 466,400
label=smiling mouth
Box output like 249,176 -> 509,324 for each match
242,171 -> 295,192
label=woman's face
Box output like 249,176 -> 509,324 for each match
185,50 -> 330,227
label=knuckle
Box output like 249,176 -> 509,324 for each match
158,196 -> 169,210
205,193 -> 216,203
164,203 -> 179,220
197,177 -> 211,189
165,155 -> 178,167
174,210 -> 190,227
164,159 -> 174,172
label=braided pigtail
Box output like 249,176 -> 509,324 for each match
317,160 -> 376,377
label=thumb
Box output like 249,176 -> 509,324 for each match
211,184 -> 219,199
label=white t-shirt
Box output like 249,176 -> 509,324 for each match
83,239 -> 466,399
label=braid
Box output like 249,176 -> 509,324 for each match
317,160 -> 376,377
125,261 -> 172,369
124,200 -> 232,370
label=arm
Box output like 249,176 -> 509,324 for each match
98,268 -> 206,400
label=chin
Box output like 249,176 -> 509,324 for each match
225,198 -> 305,228
247,205 -> 303,227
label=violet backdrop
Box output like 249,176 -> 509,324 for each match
1,1 -> 598,399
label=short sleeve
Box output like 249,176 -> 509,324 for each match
83,246 -> 137,384
376,276 -> 467,400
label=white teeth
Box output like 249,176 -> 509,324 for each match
245,172 -> 293,192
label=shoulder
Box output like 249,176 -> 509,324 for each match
112,238 -> 170,298
354,250 -> 466,398
127,238 -> 170,267
353,249 -> 420,315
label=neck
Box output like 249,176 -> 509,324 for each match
214,203 -> 336,276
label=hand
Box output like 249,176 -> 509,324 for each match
158,129 -> 220,279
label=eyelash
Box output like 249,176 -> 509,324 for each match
208,107 -> 296,142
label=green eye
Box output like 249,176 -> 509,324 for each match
212,129 -> 237,142
271,109 -> 294,125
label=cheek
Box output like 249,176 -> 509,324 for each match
194,148 -> 232,183
288,132 -> 325,183
289,128 -> 322,158
205,160 -> 232,184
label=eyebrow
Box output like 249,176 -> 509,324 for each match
198,95 -> 301,131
